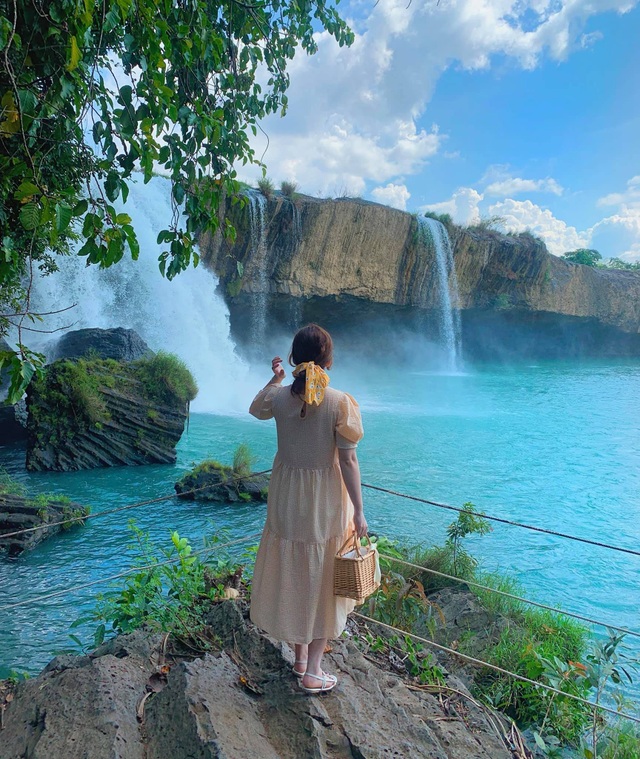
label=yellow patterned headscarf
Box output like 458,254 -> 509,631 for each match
292,361 -> 330,405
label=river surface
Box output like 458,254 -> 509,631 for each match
1,358 -> 639,688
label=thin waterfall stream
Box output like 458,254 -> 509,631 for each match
419,217 -> 463,371
245,190 -> 269,346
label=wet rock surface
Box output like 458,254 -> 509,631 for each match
1,602 -> 517,759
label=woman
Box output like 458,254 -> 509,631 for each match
249,324 -> 367,694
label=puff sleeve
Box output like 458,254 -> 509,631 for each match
335,392 -> 364,449
249,384 -> 280,420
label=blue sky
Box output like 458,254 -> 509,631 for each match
241,0 -> 640,259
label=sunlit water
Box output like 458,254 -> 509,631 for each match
1,358 -> 639,697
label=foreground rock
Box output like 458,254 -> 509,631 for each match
26,353 -> 197,472
202,194 -> 640,358
0,601 -> 515,759
175,461 -> 269,503
50,327 -> 153,363
0,490 -> 89,556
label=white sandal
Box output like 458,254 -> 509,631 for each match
292,660 -> 307,678
299,671 -> 338,694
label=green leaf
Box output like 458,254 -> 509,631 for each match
172,183 -> 185,204
14,181 -> 40,201
67,35 -> 81,72
533,732 -> 547,751
105,172 -> 120,202
73,199 -> 89,217
94,623 -> 106,646
56,203 -> 73,233
19,201 -> 41,230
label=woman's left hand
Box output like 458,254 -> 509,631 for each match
354,511 -> 368,538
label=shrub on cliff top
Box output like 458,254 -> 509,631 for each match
134,352 -> 198,407
257,176 -> 275,199
280,180 -> 299,198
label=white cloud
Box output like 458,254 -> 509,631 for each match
242,0 -> 638,194
591,176 -> 640,260
597,176 -> 640,208
371,183 -> 411,210
589,214 -> 640,260
488,199 -> 589,255
485,176 -> 564,196
421,187 -> 484,225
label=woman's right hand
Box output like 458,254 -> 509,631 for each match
271,356 -> 285,382
353,511 -> 368,538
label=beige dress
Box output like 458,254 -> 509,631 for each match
249,384 -> 364,644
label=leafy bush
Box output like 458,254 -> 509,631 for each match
424,210 -> 453,226
75,524 -> 243,651
562,249 -> 602,267
280,180 -> 299,198
232,442 -> 257,478
598,258 -> 640,271
0,469 -> 25,496
134,351 -> 198,407
257,176 -> 275,199
468,215 -> 506,232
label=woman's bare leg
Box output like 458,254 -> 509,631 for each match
293,643 -> 308,675
302,638 -> 333,688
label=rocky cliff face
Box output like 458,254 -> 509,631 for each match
201,194 -> 640,358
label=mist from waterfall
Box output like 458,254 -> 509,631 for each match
419,217 -> 463,372
24,177 -> 252,414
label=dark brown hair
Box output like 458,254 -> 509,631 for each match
289,323 -> 333,397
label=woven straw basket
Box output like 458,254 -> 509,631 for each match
334,533 -> 380,604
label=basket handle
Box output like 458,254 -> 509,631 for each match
338,532 -> 372,558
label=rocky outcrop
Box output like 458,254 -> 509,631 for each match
175,462 -> 269,504
50,327 -> 153,363
26,354 -> 196,472
201,194 -> 640,358
0,601 -> 517,759
0,490 -> 88,556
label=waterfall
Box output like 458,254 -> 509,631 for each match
24,177 -> 251,413
245,190 -> 269,346
418,217 -> 463,371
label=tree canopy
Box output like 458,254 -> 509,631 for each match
561,249 -> 602,267
0,0 -> 353,402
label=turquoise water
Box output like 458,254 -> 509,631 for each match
1,359 -> 639,690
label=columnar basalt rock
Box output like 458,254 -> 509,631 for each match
0,491 -> 89,556
25,353 -> 196,472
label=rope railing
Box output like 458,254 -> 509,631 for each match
362,482 -> 640,558
0,469 -> 273,541
4,475 -> 638,559
353,612 -> 640,727
0,532 -> 263,612
378,552 -> 640,640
